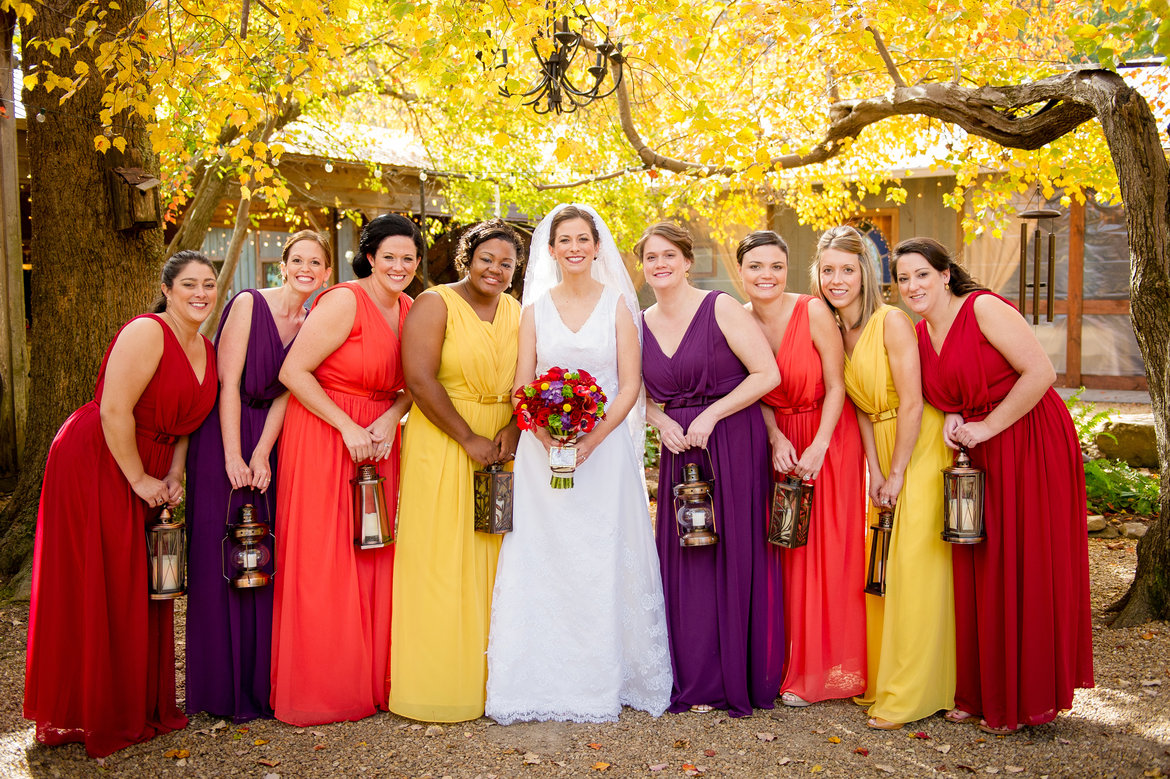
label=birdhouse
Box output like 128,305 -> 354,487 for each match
109,166 -> 162,232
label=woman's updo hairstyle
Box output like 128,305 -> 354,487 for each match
735,230 -> 789,266
891,237 -> 986,296
355,213 -> 425,278
282,229 -> 333,266
813,225 -> 882,330
454,219 -> 526,275
633,221 -> 695,263
548,206 -> 600,246
151,250 -> 216,313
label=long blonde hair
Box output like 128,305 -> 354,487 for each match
811,225 -> 881,331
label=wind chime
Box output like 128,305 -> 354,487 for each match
1017,185 -> 1061,324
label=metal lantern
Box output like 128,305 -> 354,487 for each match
146,506 -> 187,600
474,463 -> 514,534
221,503 -> 273,589
352,463 -> 395,549
768,475 -> 814,548
942,447 -> 985,544
672,462 -> 719,547
864,508 -> 895,596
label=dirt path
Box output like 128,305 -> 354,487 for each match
1,538 -> 1167,778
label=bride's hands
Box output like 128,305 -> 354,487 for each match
532,426 -> 555,454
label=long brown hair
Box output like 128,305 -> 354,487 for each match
892,237 -> 986,295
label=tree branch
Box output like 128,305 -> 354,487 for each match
533,165 -> 646,190
865,21 -> 906,88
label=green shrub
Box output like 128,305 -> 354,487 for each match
644,424 -> 660,469
1063,387 -> 1116,451
1083,457 -> 1159,515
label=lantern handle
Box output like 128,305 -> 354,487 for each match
675,446 -> 717,486
225,485 -> 275,529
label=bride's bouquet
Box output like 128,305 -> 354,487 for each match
514,367 -> 608,489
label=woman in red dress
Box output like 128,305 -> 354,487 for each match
24,251 -> 219,758
894,237 -> 1093,735
737,230 -> 868,708
270,213 -> 419,725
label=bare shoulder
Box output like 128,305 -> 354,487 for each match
115,315 -> 166,350
805,295 -> 836,327
713,290 -> 754,325
882,306 -> 916,339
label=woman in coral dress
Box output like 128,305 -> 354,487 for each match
737,230 -> 867,707
186,231 -> 331,722
270,214 -> 419,725
24,252 -> 218,757
389,220 -> 523,722
895,236 -> 1092,735
813,226 -> 955,730
641,221 -> 782,717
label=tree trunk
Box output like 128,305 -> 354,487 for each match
0,0 -> 163,594
1083,73 -> 1170,626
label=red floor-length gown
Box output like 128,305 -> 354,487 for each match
270,282 -> 410,725
917,291 -> 1093,730
763,295 -> 868,703
24,314 -> 217,758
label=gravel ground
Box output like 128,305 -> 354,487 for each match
0,539 -> 1167,778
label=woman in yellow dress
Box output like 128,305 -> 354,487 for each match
813,225 -> 956,730
388,219 -> 524,722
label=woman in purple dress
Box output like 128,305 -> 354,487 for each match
638,221 -> 782,716
185,231 -> 332,721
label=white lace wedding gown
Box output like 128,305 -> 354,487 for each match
485,287 -> 672,724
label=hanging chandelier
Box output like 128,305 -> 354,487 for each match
489,4 -> 626,115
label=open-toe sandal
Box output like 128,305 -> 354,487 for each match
866,717 -> 904,731
781,692 -> 811,708
977,720 -> 1019,736
689,704 -> 714,713
944,708 -> 978,723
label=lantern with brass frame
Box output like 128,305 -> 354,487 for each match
147,506 -> 187,600
222,497 -> 274,589
942,447 -> 985,544
352,462 -> 395,549
864,507 -> 895,596
474,462 -> 514,534
768,474 -> 814,548
673,454 -> 718,547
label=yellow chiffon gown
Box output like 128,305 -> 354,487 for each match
845,305 -> 956,724
388,285 -> 520,722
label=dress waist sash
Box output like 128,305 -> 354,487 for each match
135,426 -> 178,444
447,388 -> 512,405
964,401 -> 999,420
868,407 -> 898,423
775,401 -> 820,416
323,383 -> 396,402
664,395 -> 721,411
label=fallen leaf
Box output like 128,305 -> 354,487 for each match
756,732 -> 776,742
523,752 -> 540,765
1142,679 -> 1163,686
935,744 -> 953,754
310,730 -> 326,737
876,765 -> 896,774
854,748 -> 869,756
649,764 -> 668,771
956,766 -> 977,774
237,726 -> 250,733
410,724 -> 424,731
164,749 -> 190,759
1005,768 -> 1025,774
1107,542 -> 1125,550
682,765 -> 696,771
777,757 -> 792,765
424,724 -> 444,737
313,744 -> 326,751
592,762 -> 610,771
212,720 -> 229,730
555,761 -> 567,767
911,731 -> 931,739
975,738 -> 987,744
704,749 -> 716,757
257,758 -> 280,767
1142,632 -> 1156,640
1144,769 -> 1164,778
674,739 -> 690,749
588,742 -> 603,749
176,758 -> 188,766
811,766 -> 824,773
1058,738 -> 1072,745
827,736 -> 841,744
253,739 -> 269,746
985,768 -> 1000,774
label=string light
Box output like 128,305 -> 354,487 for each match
324,161 -> 334,172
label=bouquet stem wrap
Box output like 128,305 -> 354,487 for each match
514,367 -> 607,490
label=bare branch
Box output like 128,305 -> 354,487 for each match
865,21 -> 906,88
534,165 -> 646,191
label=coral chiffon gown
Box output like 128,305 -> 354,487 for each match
845,305 -> 956,723
916,291 -> 1093,730
763,295 -> 868,703
389,285 -> 519,722
24,314 -> 216,757
270,283 -> 410,725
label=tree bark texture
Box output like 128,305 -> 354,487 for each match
0,0 -> 163,591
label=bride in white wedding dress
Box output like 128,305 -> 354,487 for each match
485,204 -> 672,724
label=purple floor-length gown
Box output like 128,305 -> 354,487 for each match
186,289 -> 291,721
642,291 -> 783,717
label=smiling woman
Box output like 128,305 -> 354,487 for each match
184,230 -> 332,723
270,214 -> 421,726
388,219 -> 525,723
24,252 -> 219,758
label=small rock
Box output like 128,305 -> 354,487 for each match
1090,525 -> 1120,539
425,725 -> 444,737
1086,515 -> 1107,532
1142,679 -> 1163,686
1006,768 -> 1025,774
1122,522 -> 1148,539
